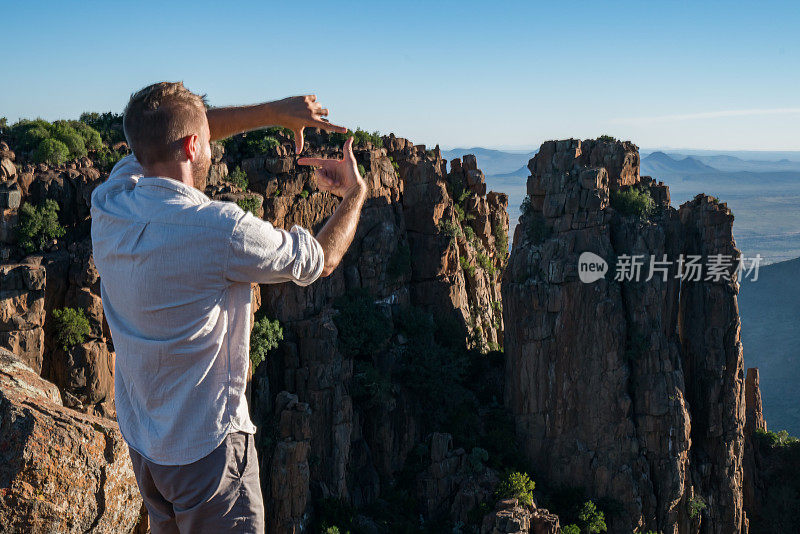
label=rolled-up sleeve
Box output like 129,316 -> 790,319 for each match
225,211 -> 325,286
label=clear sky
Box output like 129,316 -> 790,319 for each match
1,0 -> 798,151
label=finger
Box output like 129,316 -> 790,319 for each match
317,107 -> 329,117
313,119 -> 348,134
297,157 -> 335,167
294,128 -> 304,155
343,136 -> 354,159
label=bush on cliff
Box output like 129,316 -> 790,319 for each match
33,138 -> 70,166
16,199 -> 66,253
353,360 -> 393,409
611,187 -> 654,218
493,222 -> 508,253
79,111 -> 125,145
333,288 -> 392,358
52,307 -> 91,350
227,166 -> 248,189
577,500 -> 607,533
236,196 -> 260,215
250,315 -> 283,369
387,241 -> 411,280
520,195 -> 552,244
495,471 -> 535,506
11,118 -> 106,164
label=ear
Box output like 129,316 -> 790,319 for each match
183,134 -> 199,162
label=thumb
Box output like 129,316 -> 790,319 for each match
342,136 -> 355,161
294,128 -> 304,155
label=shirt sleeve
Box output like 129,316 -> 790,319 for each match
90,154 -> 144,210
225,210 -> 325,286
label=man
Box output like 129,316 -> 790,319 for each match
90,81 -> 366,533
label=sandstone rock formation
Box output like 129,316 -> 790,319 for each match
503,138 -> 747,533
0,347 -> 142,533
481,498 -> 560,534
218,129 -> 509,530
1,123 -> 511,532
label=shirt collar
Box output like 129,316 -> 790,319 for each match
135,176 -> 210,204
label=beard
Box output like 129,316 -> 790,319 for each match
192,153 -> 211,193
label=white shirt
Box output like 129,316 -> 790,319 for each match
90,155 -> 324,465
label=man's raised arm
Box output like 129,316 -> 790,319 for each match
207,95 -> 347,154
298,137 -> 367,277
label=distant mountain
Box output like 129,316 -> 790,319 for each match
641,151 -> 718,176
683,154 -> 800,173
739,256 -> 800,436
441,147 -> 537,176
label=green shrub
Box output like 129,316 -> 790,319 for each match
578,500 -> 607,533
453,203 -> 466,222
610,188 -> 654,218
352,127 -> 382,147
353,360 -> 393,409
333,288 -> 392,358
249,316 -> 283,369
51,120 -> 87,159
357,163 -> 366,177
16,199 -> 66,253
387,241 -> 411,280
94,146 -> 127,173
460,255 -> 476,277
315,497 -> 356,534
79,112 -> 125,145
70,121 -> 104,150
439,219 -> 462,244
236,196 -> 260,215
448,173 -> 470,207
755,428 -> 799,447
493,222 -> 508,253
242,131 -> 280,155
520,195 -> 552,244
562,525 -> 581,534
19,125 -> 51,152
688,496 -> 706,519
597,135 -> 616,142
495,471 -> 535,506
228,166 -> 248,189
466,447 -> 488,474
299,189 -> 309,199
476,251 -> 495,276
33,138 -> 70,165
52,307 -> 91,350
463,225 -> 476,242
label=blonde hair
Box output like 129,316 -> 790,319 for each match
123,82 -> 208,167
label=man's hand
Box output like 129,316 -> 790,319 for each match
271,95 -> 348,154
297,138 -> 366,198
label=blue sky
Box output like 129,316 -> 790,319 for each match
1,0 -> 798,150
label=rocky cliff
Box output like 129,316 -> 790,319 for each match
503,138 -> 752,533
2,117 -> 795,533
1,121 -> 518,532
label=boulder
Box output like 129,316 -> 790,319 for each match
0,348 -> 142,533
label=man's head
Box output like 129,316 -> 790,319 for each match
123,82 -> 211,190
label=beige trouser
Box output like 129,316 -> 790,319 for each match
128,431 -> 265,534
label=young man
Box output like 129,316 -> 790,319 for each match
90,82 -> 367,533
